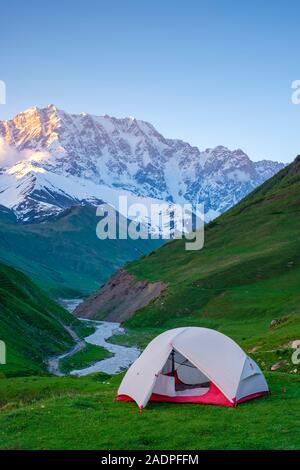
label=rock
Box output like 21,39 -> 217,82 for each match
270,319 -> 280,328
291,340 -> 300,349
270,317 -> 288,329
271,360 -> 287,371
248,346 -> 260,353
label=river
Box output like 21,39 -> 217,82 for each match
71,320 -> 140,376
50,299 -> 140,376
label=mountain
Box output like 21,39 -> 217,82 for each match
76,156 -> 300,367
0,260 -> 90,377
0,204 -> 16,223
0,206 -> 163,298
0,104 -> 284,223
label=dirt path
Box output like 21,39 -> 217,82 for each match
47,324 -> 85,376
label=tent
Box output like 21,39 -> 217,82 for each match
117,327 -> 269,409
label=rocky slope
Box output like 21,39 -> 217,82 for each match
0,105 -> 284,223
74,269 -> 166,322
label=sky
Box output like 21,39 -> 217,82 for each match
0,0 -> 299,163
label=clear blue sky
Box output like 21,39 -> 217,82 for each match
1,0 -> 299,163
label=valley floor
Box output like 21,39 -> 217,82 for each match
0,372 -> 299,450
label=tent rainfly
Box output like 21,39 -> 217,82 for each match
117,327 -> 269,409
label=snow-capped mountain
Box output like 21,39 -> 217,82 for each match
0,104 -> 285,223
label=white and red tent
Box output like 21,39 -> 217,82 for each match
117,327 -> 269,409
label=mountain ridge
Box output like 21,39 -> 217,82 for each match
0,105 -> 285,223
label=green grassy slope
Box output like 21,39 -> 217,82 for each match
110,156 -> 300,367
0,205 -> 162,298
0,373 -> 299,449
1,161 -> 300,451
0,262 -> 90,377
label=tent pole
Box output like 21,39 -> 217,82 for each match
171,350 -> 175,376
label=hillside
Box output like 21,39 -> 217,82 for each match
77,156 -> 300,365
0,261 -> 90,377
0,205 -> 162,298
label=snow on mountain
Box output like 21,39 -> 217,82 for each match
0,104 -> 285,224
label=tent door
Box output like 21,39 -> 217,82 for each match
161,348 -> 211,396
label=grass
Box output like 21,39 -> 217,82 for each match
59,344 -> 113,374
0,261 -> 93,377
0,373 -> 299,450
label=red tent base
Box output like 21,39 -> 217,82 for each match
117,383 -> 269,408
149,382 -> 233,407
235,390 -> 269,405
118,382 -> 233,407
